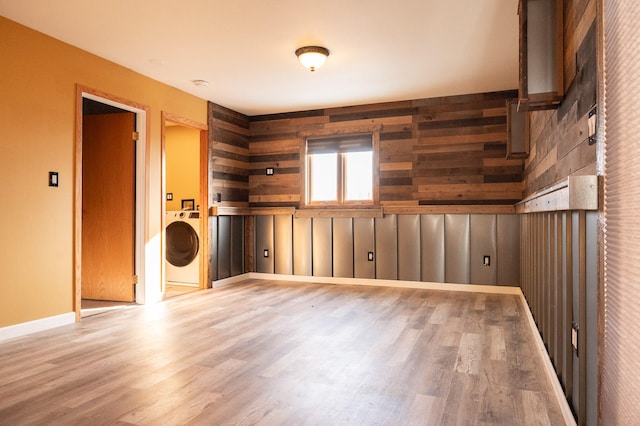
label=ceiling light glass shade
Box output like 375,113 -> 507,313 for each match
295,46 -> 330,72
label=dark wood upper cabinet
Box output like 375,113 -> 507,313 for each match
519,0 -> 564,109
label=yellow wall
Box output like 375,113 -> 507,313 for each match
0,17 -> 207,327
166,126 -> 201,211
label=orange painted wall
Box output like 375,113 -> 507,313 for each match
0,17 -> 207,327
166,125 -> 201,211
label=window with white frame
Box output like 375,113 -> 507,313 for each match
305,134 -> 373,205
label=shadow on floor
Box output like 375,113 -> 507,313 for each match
81,299 -> 138,318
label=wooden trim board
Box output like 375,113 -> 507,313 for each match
516,175 -> 598,213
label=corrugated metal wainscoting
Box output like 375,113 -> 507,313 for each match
253,213 -> 520,286
210,216 -> 245,280
520,211 -> 598,424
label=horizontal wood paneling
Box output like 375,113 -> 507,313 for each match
208,102 -> 250,207
249,90 -> 522,208
563,0 -> 597,91
525,1 -> 597,197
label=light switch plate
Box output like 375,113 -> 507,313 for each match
49,171 -> 58,187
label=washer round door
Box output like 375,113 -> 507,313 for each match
166,221 -> 199,267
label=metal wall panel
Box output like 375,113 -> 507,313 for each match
560,212 -> 570,393
218,216 -> 231,280
497,214 -> 520,286
353,218 -> 375,279
274,215 -> 293,275
293,216 -> 312,276
445,214 -> 470,284
470,214 -> 497,285
230,216 -> 244,277
551,213 -> 560,370
526,0 -> 561,95
209,216 -> 218,282
255,215 -> 274,273
585,211 -> 598,424
544,213 -> 552,352
571,211 -> 580,413
312,217 -> 333,277
421,214 -> 445,283
333,218 -> 354,278
397,214 -> 421,282
375,214 -> 398,280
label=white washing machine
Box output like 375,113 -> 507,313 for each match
166,210 -> 200,285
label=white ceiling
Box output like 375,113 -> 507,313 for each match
0,0 -> 519,116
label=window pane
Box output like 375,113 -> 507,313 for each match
309,153 -> 337,202
344,151 -> 372,201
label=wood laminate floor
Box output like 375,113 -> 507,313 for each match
0,279 -> 565,425
165,283 -> 199,299
81,299 -> 138,318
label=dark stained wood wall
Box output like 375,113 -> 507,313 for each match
208,102 -> 250,207
524,0 -> 597,196
248,90 -> 523,208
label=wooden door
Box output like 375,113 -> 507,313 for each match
82,112 -> 136,301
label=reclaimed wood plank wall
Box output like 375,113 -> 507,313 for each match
248,90 -> 523,208
208,102 -> 251,207
525,0 -> 597,197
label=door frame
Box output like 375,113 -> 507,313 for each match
161,112 -> 209,294
74,85 -> 150,320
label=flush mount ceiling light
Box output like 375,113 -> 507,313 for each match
192,79 -> 209,87
295,46 -> 330,72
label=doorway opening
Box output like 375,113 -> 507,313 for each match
75,87 -> 150,320
162,113 -> 208,299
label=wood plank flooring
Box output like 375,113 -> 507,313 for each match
0,280 -> 565,425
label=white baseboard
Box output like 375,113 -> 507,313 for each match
237,272 -> 522,295
212,273 -> 256,288
518,292 -> 577,426
0,312 -> 75,343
